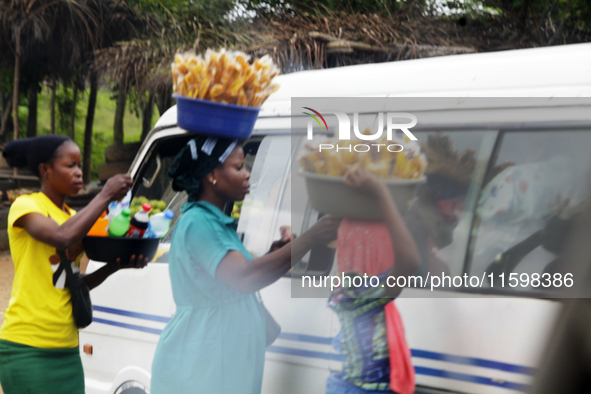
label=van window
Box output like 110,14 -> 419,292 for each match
238,134 -> 337,276
403,130 -> 497,278
468,130 -> 591,293
292,135 -> 337,276
292,129 -> 497,279
238,135 -> 292,258
132,135 -> 192,248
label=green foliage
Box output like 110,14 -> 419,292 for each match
128,0 -> 236,25
0,68 -> 13,95
26,86 -> 158,181
56,86 -> 76,134
444,0 -> 591,44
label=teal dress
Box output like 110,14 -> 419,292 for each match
151,201 -> 266,394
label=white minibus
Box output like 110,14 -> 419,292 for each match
80,42 -> 591,394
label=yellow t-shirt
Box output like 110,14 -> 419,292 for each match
0,192 -> 84,349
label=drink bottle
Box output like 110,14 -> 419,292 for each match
107,201 -> 121,221
108,208 -> 131,237
105,201 -> 121,232
144,210 -> 174,238
88,211 -> 109,236
121,190 -> 132,209
128,203 -> 151,238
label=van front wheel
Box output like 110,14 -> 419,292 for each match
114,380 -> 148,394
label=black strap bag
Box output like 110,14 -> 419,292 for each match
58,250 -> 93,328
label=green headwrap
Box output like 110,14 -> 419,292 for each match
168,135 -> 239,201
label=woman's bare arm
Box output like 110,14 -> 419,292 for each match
14,175 -> 132,250
215,216 -> 340,293
82,255 -> 148,290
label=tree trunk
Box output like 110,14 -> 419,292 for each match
389,0 -> 397,13
27,86 -> 38,138
0,98 -> 12,141
141,91 -> 155,141
113,84 -> 126,146
83,72 -> 98,185
50,81 -> 56,134
12,34 -> 21,140
70,86 -> 77,140
155,88 -> 173,116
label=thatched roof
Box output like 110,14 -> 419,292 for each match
244,10 -> 477,72
94,8 -> 541,109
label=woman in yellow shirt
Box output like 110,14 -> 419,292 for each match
0,135 -> 146,394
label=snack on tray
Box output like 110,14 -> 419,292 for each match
171,49 -> 280,107
298,131 -> 428,180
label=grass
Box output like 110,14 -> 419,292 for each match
17,85 -> 159,181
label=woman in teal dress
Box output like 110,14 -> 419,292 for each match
151,136 -> 339,394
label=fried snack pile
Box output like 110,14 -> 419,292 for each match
422,133 -> 476,184
172,49 -> 280,107
299,133 -> 428,180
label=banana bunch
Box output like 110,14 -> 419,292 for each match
172,49 -> 280,107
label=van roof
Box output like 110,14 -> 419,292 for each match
154,43 -> 591,128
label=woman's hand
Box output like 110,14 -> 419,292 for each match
269,226 -> 293,252
100,174 -> 133,202
83,254 -> 149,290
114,254 -> 149,270
344,169 -> 387,197
302,215 -> 341,248
269,237 -> 292,252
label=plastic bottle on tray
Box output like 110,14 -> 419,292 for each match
144,209 -> 174,238
121,190 -> 132,209
128,203 -> 151,238
108,208 -> 131,237
88,211 -> 109,237
107,201 -> 121,221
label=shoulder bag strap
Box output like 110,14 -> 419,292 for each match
57,250 -> 75,285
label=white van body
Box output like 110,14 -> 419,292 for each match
81,43 -> 591,394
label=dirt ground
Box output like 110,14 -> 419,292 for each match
0,251 -> 12,394
0,251 -> 13,331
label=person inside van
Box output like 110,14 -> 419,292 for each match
328,169 -> 420,394
150,135 -> 340,394
0,135 -> 147,394
404,133 -> 479,278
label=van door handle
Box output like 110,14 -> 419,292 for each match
142,153 -> 162,188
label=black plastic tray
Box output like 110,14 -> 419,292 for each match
82,236 -> 160,265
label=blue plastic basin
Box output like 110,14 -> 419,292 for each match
174,94 -> 261,139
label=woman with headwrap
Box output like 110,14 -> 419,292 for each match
0,135 -> 148,394
150,135 -> 340,394
327,169 -> 420,394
